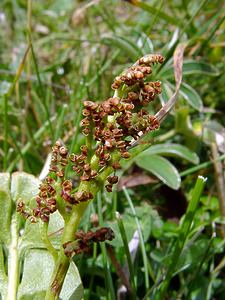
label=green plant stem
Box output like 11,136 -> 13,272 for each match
44,206 -> 85,299
180,154 -> 225,177
45,153 -> 120,299
40,222 -> 58,262
6,214 -> 19,300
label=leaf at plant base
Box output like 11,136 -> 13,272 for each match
48,210 -> 65,248
11,172 -> 40,204
61,262 -> 83,300
142,144 -> 199,164
17,250 -> 83,300
20,221 -> 45,253
180,82 -> 203,111
0,173 -> 12,244
0,245 -> 7,299
21,208 -> 65,252
135,154 -> 181,190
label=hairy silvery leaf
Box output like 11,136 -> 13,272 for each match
0,172 -> 83,300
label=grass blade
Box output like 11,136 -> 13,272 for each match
156,176 -> 207,299
30,42 -> 54,138
54,104 -> 68,142
123,187 -> 150,291
7,116 -> 56,173
115,211 -> 136,298
180,154 -> 225,177
126,0 -> 181,26
3,45 -> 30,171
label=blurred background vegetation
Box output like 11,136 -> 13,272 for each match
0,0 -> 225,299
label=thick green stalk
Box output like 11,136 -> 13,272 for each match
40,222 -> 58,262
45,153 -> 120,299
44,204 -> 86,300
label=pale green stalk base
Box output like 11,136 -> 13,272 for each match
6,214 -> 19,300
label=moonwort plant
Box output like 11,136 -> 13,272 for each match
17,47 -> 184,299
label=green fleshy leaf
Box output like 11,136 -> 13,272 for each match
11,172 -> 40,204
0,173 -> 12,244
0,245 -> 7,299
20,221 -> 45,252
17,250 -> 83,300
142,144 -> 199,164
20,210 -> 64,252
135,154 -> 181,190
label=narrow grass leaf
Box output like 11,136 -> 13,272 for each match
180,154 -> 225,177
127,0 -> 180,26
30,42 -> 54,137
115,212 -> 136,297
7,116 -> 56,173
158,176 -> 207,299
87,50 -> 120,87
123,187 -> 150,291
54,104 -> 68,142
7,45 -> 31,97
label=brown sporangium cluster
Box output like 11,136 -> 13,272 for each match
17,53 -> 164,256
63,227 -> 115,257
